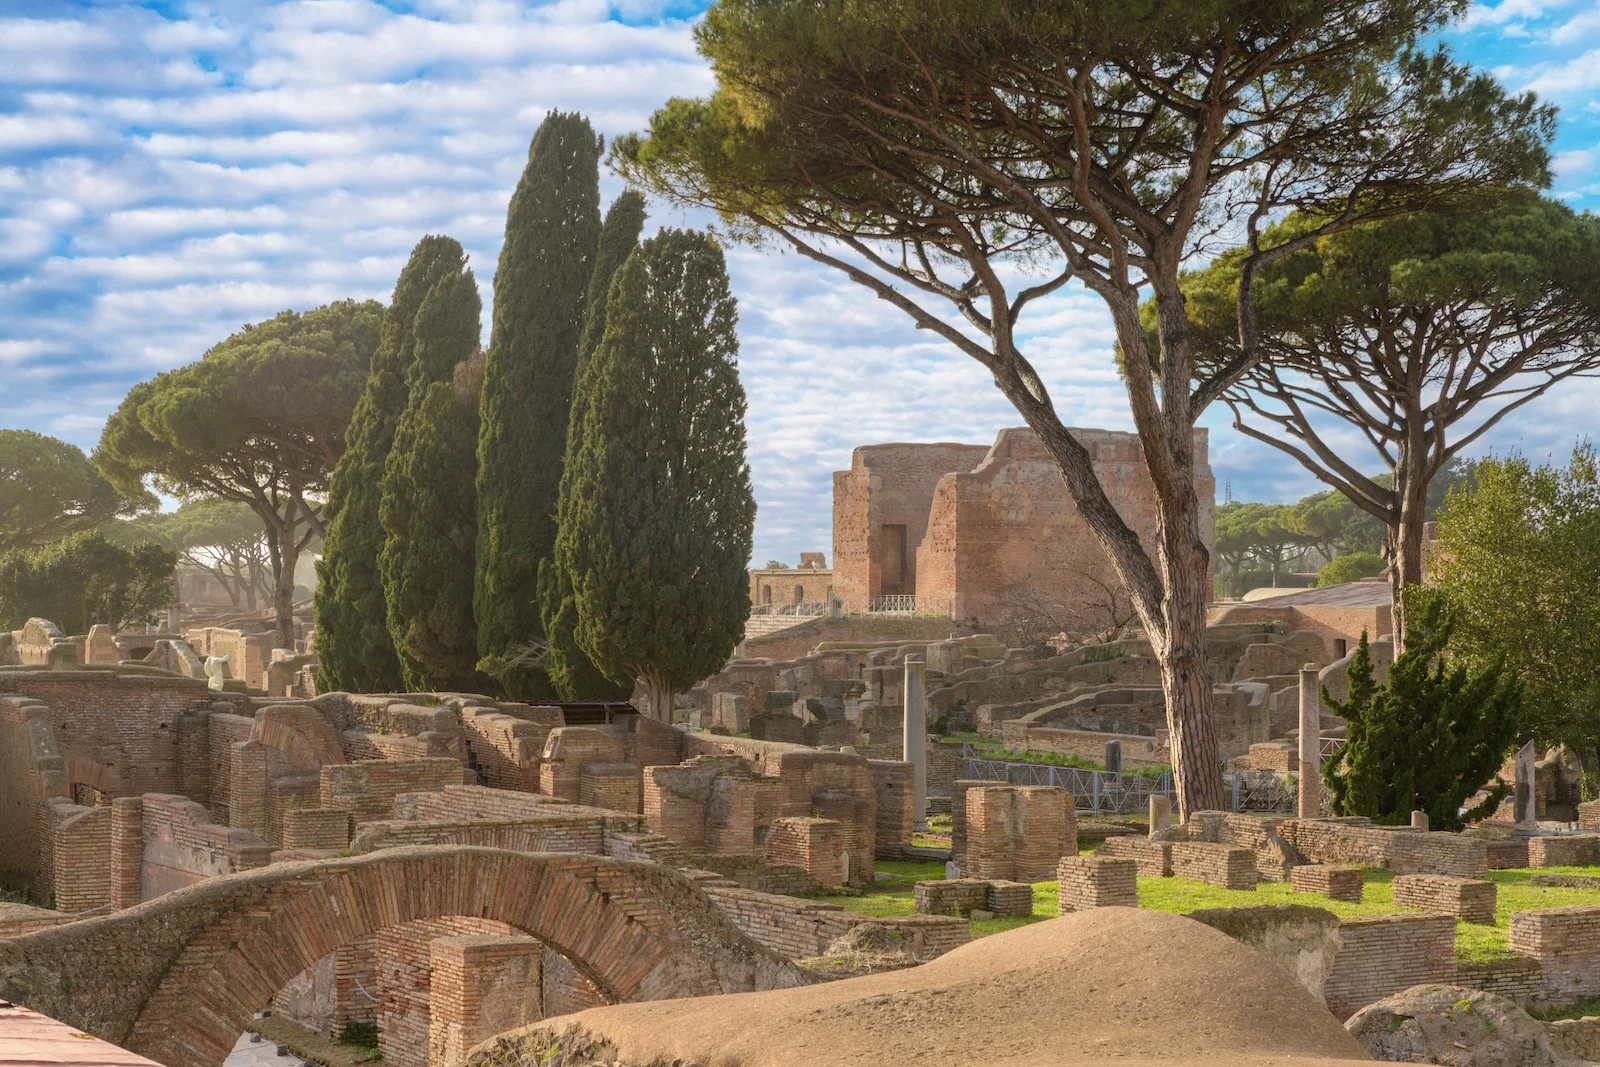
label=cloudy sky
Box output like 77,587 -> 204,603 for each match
3,0 -> 1598,567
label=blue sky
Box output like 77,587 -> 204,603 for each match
1,0 -> 1598,567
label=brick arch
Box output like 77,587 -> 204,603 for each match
0,846 -> 805,1067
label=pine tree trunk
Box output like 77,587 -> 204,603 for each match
1388,444 -> 1431,654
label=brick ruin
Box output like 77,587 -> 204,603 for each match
831,427 -> 1215,622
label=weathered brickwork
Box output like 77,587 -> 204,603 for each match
1510,906 -> 1600,1001
1170,843 -> 1257,891
1277,818 -> 1488,878
914,879 -> 990,917
869,759 -> 913,859
43,798 -> 110,912
1097,836 -> 1173,878
1289,864 -> 1363,903
459,707 -> 546,792
1392,873 -> 1497,924
320,758 -> 464,824
349,816 -> 619,856
1578,800 -> 1600,831
1056,856 -> 1138,912
1486,839 -> 1530,869
965,785 -> 1073,883
1529,835 -> 1600,868
1323,913 -> 1457,1020
579,763 -> 641,814
764,817 -> 846,885
1456,957 -> 1546,1005
644,755 -> 779,857
375,915 -> 517,1067
427,935 -> 543,1067
539,727 -> 626,803
282,808 -> 351,851
124,793 -> 272,903
701,883 -> 969,960
206,713 -> 254,824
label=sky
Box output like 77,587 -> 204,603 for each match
2,0 -> 1599,568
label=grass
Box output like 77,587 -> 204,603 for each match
1531,994 -> 1600,1022
958,739 -> 1172,780
806,860 -> 1600,963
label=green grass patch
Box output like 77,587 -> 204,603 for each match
1531,994 -> 1600,1022
0,888 -> 30,905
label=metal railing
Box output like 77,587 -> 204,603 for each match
963,744 -> 1294,814
868,594 -> 918,614
1320,736 -> 1347,759
749,601 -> 828,617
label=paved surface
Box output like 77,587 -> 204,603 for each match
222,1026 -> 307,1067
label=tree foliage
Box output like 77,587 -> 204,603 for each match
540,190 -> 647,701
559,230 -> 755,719
476,112 -> 603,699
1432,445 -> 1600,754
106,499 -> 275,611
0,532 -> 178,634
1322,603 -> 1520,830
614,0 -> 1551,816
97,299 -> 380,649
1182,193 -> 1600,646
379,264 -> 486,692
0,431 -> 138,556
1317,552 -> 1386,587
317,236 -> 466,692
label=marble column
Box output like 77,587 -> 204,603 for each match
904,654 -> 928,832
1298,663 -> 1321,819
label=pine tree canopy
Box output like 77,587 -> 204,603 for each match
1322,599 -> 1521,830
316,235 -> 468,693
559,228 -> 755,719
540,189 -> 648,700
379,264 -> 484,692
476,111 -> 603,699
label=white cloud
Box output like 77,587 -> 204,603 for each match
1,0 -> 1597,566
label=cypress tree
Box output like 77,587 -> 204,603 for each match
1323,597 -> 1522,830
559,229 -> 755,720
539,190 -> 648,700
379,265 -> 484,692
315,235 -> 466,692
475,112 -> 602,698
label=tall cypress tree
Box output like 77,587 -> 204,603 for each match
315,235 -> 465,693
559,229 -> 755,720
379,266 -> 484,691
540,190 -> 648,700
475,112 -> 602,698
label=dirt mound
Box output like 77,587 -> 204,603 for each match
465,907 -> 1375,1067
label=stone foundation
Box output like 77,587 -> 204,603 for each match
1323,913 -> 1457,1021
1510,905 -> 1600,1001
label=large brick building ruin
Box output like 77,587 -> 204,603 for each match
831,427 -> 1216,624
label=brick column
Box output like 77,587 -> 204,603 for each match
428,936 -> 543,1067
110,796 -> 143,910
1297,664 -> 1321,818
903,655 -> 927,831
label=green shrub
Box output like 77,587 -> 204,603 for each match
1318,553 -> 1386,587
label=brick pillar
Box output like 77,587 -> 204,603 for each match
428,936 -> 542,1067
110,796 -> 143,909
1297,664 -> 1321,818
903,655 -> 927,831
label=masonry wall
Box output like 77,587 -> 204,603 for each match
122,793 -> 272,902
349,816 -> 613,856
914,427 -> 1215,625
460,708 -> 546,792
0,698 -> 68,894
1277,819 -> 1487,879
374,916 -> 517,1067
1323,914 -> 1457,1020
427,935 -> 543,1067
320,758 -> 465,824
1510,906 -> 1600,1001
702,884 -> 970,961
42,799 -> 110,912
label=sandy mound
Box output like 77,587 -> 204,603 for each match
466,906 -> 1375,1067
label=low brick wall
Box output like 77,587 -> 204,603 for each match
1510,906 -> 1600,1001
987,880 -> 1033,917
1457,956 -> 1545,1005
1290,864 -> 1363,903
914,879 -> 990,917
427,935 -> 542,1067
1392,873 -> 1497,924
702,884 -> 969,960
1170,842 -> 1256,890
1057,856 -> 1137,912
321,758 -> 464,824
1277,818 -> 1487,879
1323,913 -> 1458,1020
1529,835 -> 1599,868
1486,839 -> 1529,869
1578,800 -> 1600,832
349,815 -> 614,857
764,817 -> 845,886
1097,836 -> 1172,878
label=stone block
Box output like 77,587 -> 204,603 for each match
1056,855 -> 1137,912
913,878 -> 989,917
1528,834 -> 1600,869
1098,836 -> 1173,878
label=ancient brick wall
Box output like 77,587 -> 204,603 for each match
832,442 -> 991,606
1170,842 -> 1257,890
965,785 -> 1072,882
1392,874 -> 1496,924
1323,914 -> 1457,1020
701,884 -> 969,960
1097,837 -> 1173,878
914,879 -> 990,917
1456,957 -> 1546,1005
44,799 -> 110,912
206,713 -> 254,824
538,948 -> 609,1019
282,808 -> 351,851
126,793 -> 272,902
578,763 -> 641,814
374,915 -> 518,1067
539,727 -> 626,802
1277,819 -> 1487,879
1057,856 -> 1138,911
427,935 -> 543,1067
764,817 -> 845,885
1510,906 -> 1600,1001
1529,835 -> 1599,868
913,428 -> 1215,626
1289,865 -> 1363,903
869,760 -> 913,859
320,758 -> 464,824
185,627 -> 271,690
0,698 -> 68,895
459,708 -> 546,792
349,816 -> 614,856
747,565 -> 834,607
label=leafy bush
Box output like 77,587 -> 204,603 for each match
1318,552 -> 1386,587
0,532 -> 177,633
